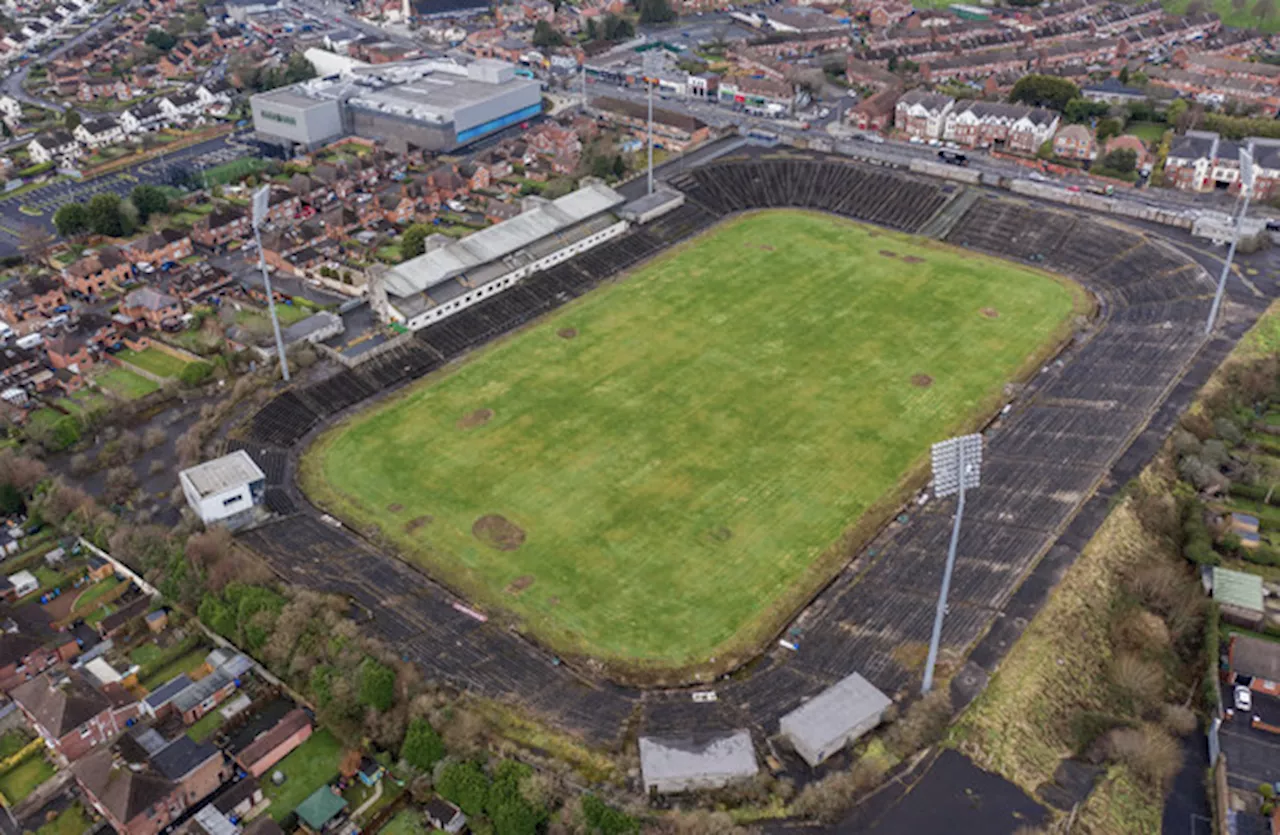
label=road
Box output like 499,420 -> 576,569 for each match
284,0 -> 420,49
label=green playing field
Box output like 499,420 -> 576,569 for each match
302,210 -> 1087,675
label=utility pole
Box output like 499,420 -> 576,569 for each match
647,75 -> 654,195
251,186 -> 291,382
1206,148 -> 1254,337
922,433 -> 983,695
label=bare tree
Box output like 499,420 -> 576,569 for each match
17,222 -> 54,264
104,466 -> 139,506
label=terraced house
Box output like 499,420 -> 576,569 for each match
128,229 -> 193,266
191,206 -> 250,247
943,101 -> 1060,154
63,246 -> 131,297
12,672 -> 140,762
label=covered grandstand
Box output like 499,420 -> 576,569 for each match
376,180 -> 628,330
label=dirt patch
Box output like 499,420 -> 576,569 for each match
981,307 -> 1000,319
506,575 -> 535,595
387,503 -> 403,513
557,328 -> 577,340
879,250 -> 898,258
755,244 -> 775,252
457,408 -> 493,430
547,596 -> 560,607
911,374 -> 934,388
868,231 -> 881,237
708,526 -> 733,542
903,255 -> 925,264
404,515 -> 432,533
891,641 -> 930,671
473,514 -> 526,551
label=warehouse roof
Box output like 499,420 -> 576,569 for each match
179,450 -> 266,499
779,672 -> 892,759
385,182 -> 624,298
638,730 -> 758,792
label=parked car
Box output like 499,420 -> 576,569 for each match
1234,685 -> 1252,712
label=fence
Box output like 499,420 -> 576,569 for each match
77,538 -> 159,598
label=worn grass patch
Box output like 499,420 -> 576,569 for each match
303,210 -> 1084,674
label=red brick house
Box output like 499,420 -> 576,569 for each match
1053,123 -> 1097,161
0,633 -> 71,693
120,287 -> 181,329
75,737 -> 224,835
234,708 -> 313,777
128,229 -> 192,266
0,275 -> 67,324
46,329 -> 102,371
1102,134 -> 1152,169
191,206 -> 250,248
12,673 -> 140,762
63,247 -> 131,298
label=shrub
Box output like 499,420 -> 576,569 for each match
401,718 -> 446,772
358,657 -> 395,711
1110,652 -> 1165,712
1213,417 -> 1244,446
1181,503 -> 1219,566
1160,704 -> 1198,737
791,761 -> 882,823
1110,608 -> 1171,655
582,795 -> 639,834
1106,724 -> 1182,789
179,361 -> 214,387
884,689 -> 951,758
437,761 -> 489,817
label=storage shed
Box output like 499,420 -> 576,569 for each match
779,672 -> 893,766
179,450 -> 266,529
638,730 -> 759,795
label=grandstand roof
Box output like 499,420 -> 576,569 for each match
385,182 -> 624,298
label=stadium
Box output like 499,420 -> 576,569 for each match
231,147 -> 1243,763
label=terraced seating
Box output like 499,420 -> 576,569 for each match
247,391 -> 321,446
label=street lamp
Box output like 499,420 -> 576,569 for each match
1206,147 -> 1255,336
921,433 -> 983,695
251,185 -> 291,383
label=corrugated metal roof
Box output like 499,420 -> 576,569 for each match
180,450 -> 266,499
385,182 -> 624,298
1213,566 -> 1264,613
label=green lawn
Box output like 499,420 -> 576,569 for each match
96,367 -> 160,400
117,347 -> 190,379
0,754 -> 54,803
1123,121 -> 1168,145
234,302 -> 312,336
129,642 -> 164,667
73,575 -> 121,614
205,157 -> 266,186
186,705 -> 225,742
1161,0 -> 1280,29
302,211 -> 1085,672
261,729 -> 344,821
0,730 -> 29,759
139,647 -> 208,690
381,809 -> 426,835
36,804 -> 89,835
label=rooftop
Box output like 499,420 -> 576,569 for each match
638,730 -> 759,791
778,672 -> 892,759
179,450 -> 266,498
1232,633 -> 1280,681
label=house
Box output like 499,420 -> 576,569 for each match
73,116 -> 124,150
191,206 -> 249,248
45,327 -> 105,372
128,229 -> 192,266
1081,76 -> 1147,104
590,97 -> 710,153
97,596 -> 152,639
1227,633 -> 1280,733
1164,129 -> 1220,192
120,287 -> 182,329
1053,123 -> 1097,161
120,101 -> 166,133
233,707 -> 312,777
0,275 -> 67,324
27,129 -> 81,164
850,86 -> 900,132
213,776 -> 264,820
87,554 -> 114,582
74,734 -> 223,835
0,633 -> 65,693
11,672 -> 141,762
296,786 -> 348,832
63,247 -> 131,297
141,673 -> 192,718
160,89 -> 203,120
0,95 -> 21,124
1102,134 -> 1152,170
942,101 -> 1059,154
894,90 -> 955,140
638,730 -> 759,794
171,651 -> 250,725
178,450 -> 266,529
425,798 -> 467,834
779,672 -> 893,766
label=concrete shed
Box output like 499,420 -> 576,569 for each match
638,730 -> 759,795
779,672 -> 893,766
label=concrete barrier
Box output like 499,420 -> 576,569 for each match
908,159 -> 981,185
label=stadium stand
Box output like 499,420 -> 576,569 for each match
236,153 -> 1225,747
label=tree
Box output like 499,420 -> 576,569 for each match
184,11 -> 207,31
358,657 -> 395,711
401,718 -> 446,771
144,29 -> 176,50
1064,97 -> 1108,124
1095,117 -> 1123,142
87,193 -> 131,237
178,361 -> 213,387
532,19 -> 566,48
53,203 -> 89,237
130,184 -> 169,222
437,761 -> 490,817
1099,147 -> 1137,174
63,110 -> 80,130
18,221 -> 54,263
600,13 -> 634,40
636,0 -> 675,23
400,223 -> 430,260
1009,74 -> 1080,111
284,53 -> 316,85
582,796 -> 639,834
104,466 -> 138,505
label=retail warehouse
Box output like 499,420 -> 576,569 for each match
250,55 -> 542,154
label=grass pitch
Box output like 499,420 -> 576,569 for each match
303,211 -> 1086,673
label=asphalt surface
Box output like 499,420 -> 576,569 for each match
0,132 -> 251,253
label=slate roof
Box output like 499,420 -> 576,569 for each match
1232,633 -> 1280,681
235,708 -> 310,768
150,735 -> 219,781
73,747 -> 173,826
12,672 -> 125,736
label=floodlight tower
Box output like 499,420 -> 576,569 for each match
1206,148 -> 1255,337
642,49 -> 660,196
251,185 -> 291,383
921,433 -> 983,695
